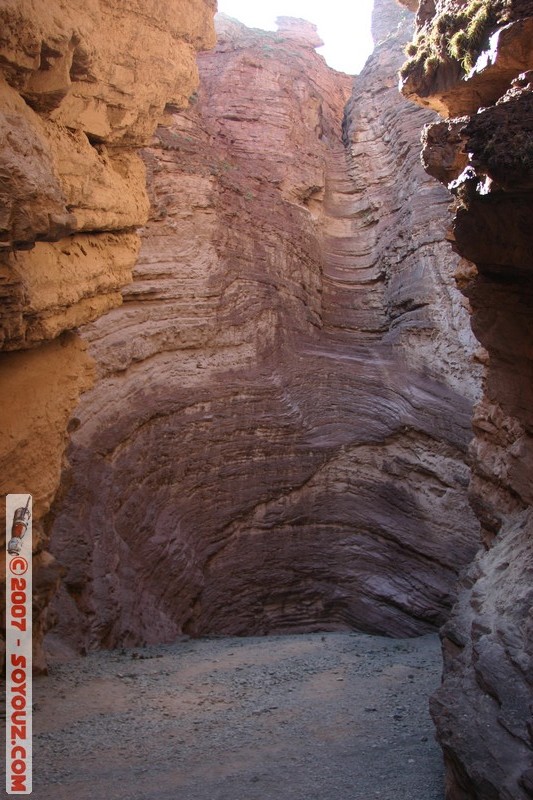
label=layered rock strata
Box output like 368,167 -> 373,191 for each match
48,8 -> 481,655
399,1 -> 533,797
0,0 -> 216,670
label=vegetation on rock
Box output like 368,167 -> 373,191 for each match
400,0 -> 513,80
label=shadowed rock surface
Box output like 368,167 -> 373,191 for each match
399,1 -> 533,797
48,7 -> 481,655
0,0 -> 217,670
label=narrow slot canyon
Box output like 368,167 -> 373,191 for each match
1,1 -> 532,799
47,6 -> 480,655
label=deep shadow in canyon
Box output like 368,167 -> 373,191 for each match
399,1 -> 533,797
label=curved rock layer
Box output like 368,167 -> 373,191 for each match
399,1 -> 533,797
0,0 -> 216,670
48,8 -> 481,655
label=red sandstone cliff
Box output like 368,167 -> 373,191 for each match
46,10 -> 482,658
398,0 -> 533,797
0,0 -> 216,670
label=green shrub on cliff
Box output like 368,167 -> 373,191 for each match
400,0 -> 513,81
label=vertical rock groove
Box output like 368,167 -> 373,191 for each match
47,9 -> 481,657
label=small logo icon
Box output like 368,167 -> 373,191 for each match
9,557 -> 29,576
7,496 -> 31,556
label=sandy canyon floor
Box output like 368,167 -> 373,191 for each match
33,632 -> 444,800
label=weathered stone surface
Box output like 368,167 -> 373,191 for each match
0,76 -> 150,251
1,233 -> 139,349
399,0 -> 419,11
432,508 -> 533,800
0,0 -> 217,141
401,2 -> 533,797
0,334 -> 94,523
374,0 -> 410,42
343,2 -> 482,397
399,1 -> 533,117
0,0 -> 216,670
0,0 -> 216,335
0,77 -> 75,248
0,334 -> 93,671
275,17 -> 324,48
48,10 -> 481,654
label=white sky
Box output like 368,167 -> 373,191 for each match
216,0 -> 375,74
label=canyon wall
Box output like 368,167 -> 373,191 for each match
46,6 -> 482,657
399,1 -> 533,797
0,0 -> 216,670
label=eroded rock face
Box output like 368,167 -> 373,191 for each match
48,8 -> 481,655
0,0 -> 216,670
399,2 -> 533,797
399,0 -> 533,116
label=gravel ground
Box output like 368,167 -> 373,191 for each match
32,632 -> 444,800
